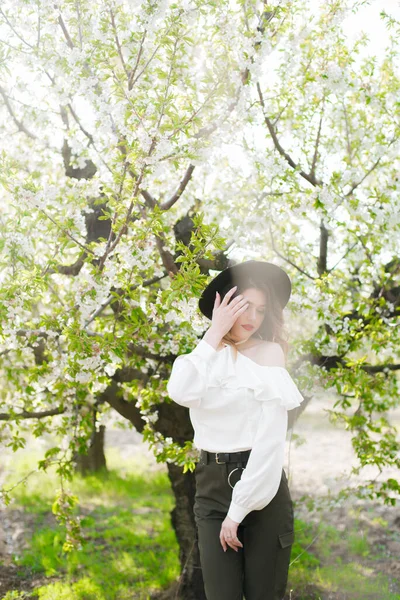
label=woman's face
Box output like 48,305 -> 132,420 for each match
229,287 -> 266,342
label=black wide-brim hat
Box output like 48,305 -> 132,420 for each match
198,260 -> 291,320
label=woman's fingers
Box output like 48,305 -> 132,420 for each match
221,285 -> 237,306
220,531 -> 235,552
238,301 -> 249,314
211,286 -> 249,336
220,533 -> 243,553
229,536 -> 243,551
219,532 -> 227,552
226,538 -> 241,552
232,297 -> 249,313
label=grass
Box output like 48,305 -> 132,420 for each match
289,526 -> 400,600
2,449 -> 178,599
1,447 -> 399,600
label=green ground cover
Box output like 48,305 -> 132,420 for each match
1,448 -> 398,600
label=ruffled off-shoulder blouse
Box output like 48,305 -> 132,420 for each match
166,338 -> 305,524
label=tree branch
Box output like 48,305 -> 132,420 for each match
57,10 -> 74,49
109,8 -> 129,78
317,219 -> 329,276
98,379 -> 146,432
76,0 -> 83,49
362,363 -> 400,374
127,22 -> 176,90
310,102 -> 324,182
0,85 -> 37,140
345,136 -> 398,197
345,155 -> 384,197
257,82 -> 322,187
342,101 -> 353,164
0,407 -> 65,421
295,353 -> 400,374
83,271 -> 170,328
194,6 -> 277,141
0,7 -> 34,49
160,164 -> 196,210
269,225 -> 316,280
66,103 -> 112,174
327,241 -> 359,273
127,29 -> 148,90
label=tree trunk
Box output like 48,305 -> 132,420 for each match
74,424 -> 107,475
103,387 -> 207,598
152,462 -> 206,600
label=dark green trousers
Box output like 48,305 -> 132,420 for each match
193,456 -> 294,600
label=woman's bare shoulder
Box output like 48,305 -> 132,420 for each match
257,341 -> 285,367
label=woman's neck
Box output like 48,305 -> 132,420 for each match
219,337 -> 262,351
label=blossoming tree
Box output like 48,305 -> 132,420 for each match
0,0 -> 399,597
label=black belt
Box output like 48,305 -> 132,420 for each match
200,449 -> 251,465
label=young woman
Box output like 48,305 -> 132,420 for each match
167,260 -> 304,600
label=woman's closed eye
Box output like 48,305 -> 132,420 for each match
243,306 -> 265,314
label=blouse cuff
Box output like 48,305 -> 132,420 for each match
227,501 -> 251,524
190,339 -> 218,361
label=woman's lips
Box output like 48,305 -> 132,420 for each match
242,325 -> 254,331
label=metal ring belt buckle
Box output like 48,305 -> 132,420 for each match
227,466 -> 245,489
215,453 -> 225,464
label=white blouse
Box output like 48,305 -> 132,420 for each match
166,338 -> 305,524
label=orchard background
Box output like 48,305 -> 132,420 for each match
0,0 -> 399,598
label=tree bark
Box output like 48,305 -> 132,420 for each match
152,462 -> 206,600
74,424 -> 107,475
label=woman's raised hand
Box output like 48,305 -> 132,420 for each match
210,286 -> 249,338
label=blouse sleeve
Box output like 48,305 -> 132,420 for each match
166,339 -> 218,408
252,367 -> 304,410
227,399 -> 288,524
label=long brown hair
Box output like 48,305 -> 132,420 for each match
219,276 -> 289,363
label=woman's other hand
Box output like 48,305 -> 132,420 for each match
220,515 -> 243,552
